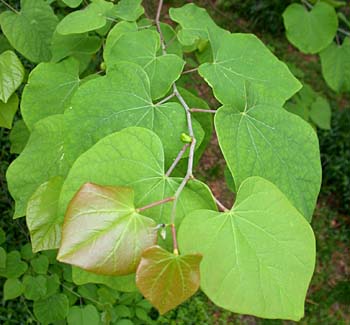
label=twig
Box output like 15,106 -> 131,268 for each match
165,143 -> 190,177
171,224 -> 179,255
338,27 -> 350,37
182,67 -> 198,75
155,92 -> 175,106
0,0 -> 19,14
190,108 -> 217,113
155,0 -> 166,55
214,197 -> 229,212
137,196 -> 175,212
301,0 -> 313,10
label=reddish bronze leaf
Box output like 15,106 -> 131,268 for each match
57,183 -> 157,275
136,245 -> 202,314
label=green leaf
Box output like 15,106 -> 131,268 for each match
104,29 -> 185,99
0,93 -> 18,129
56,0 -> 114,35
156,23 -> 183,57
67,305 -> 100,325
178,176 -> 316,321
7,115 -> 69,218
136,245 -> 202,314
9,120 -> 29,154
199,30 -> 301,107
113,0 -> 144,21
224,165 -> 236,193
72,266 -> 137,292
62,0 -> 82,8
0,50 -> 24,103
51,32 -> 102,63
3,278 -> 24,300
44,274 -> 60,298
0,227 -> 5,244
320,37 -> 350,93
33,293 -> 69,324
31,255 -> 49,274
23,275 -> 47,301
27,176 -> 64,252
0,250 -> 28,278
0,247 -> 6,268
20,243 -> 35,260
309,96 -> 331,130
215,84 -> 321,220
59,127 -> 216,249
21,58 -> 80,130
58,183 -> 158,275
0,0 -> 58,63
283,2 -> 338,54
169,3 -> 222,47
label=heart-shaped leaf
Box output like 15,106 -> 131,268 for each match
112,0 -> 144,21
283,2 -> 338,54
178,176 -> 316,321
0,50 -> 24,103
136,246 -> 202,314
57,183 -> 158,275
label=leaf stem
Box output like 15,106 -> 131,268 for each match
137,196 -> 175,212
190,108 -> 217,113
214,197 -> 229,212
171,224 -> 179,255
0,0 -> 19,14
165,143 -> 190,177
182,67 -> 198,75
155,0 -> 166,55
155,92 -> 175,106
338,27 -> 350,37
301,0 -> 313,10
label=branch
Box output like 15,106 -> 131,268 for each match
165,143 -> 190,177
190,108 -> 217,113
155,0 -> 166,55
0,0 -> 19,14
137,196 -> 175,212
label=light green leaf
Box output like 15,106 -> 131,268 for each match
56,0 -> 114,35
320,37 -> 350,93
113,0 -> 144,21
30,255 -> 49,274
27,176 -> 64,252
156,23 -> 183,57
0,247 -> 6,268
67,305 -> 100,325
62,0 -> 82,8
4,278 -> 24,300
0,250 -> 28,278
9,120 -> 30,154
72,266 -> 137,292
58,183 -> 158,275
199,30 -> 301,107
0,94 -> 18,129
51,32 -> 102,63
215,84 -> 321,220
178,176 -> 316,321
7,115 -> 69,218
23,275 -> 47,301
224,165 -> 236,193
21,58 -> 80,130
33,293 -> 69,324
104,29 -> 185,99
0,0 -> 58,63
59,127 -> 216,250
283,2 -> 338,54
309,96 -> 331,130
136,245 -> 202,314
0,50 -> 24,103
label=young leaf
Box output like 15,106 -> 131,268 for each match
58,183 -> 158,275
3,278 -> 24,300
283,2 -> 338,54
104,29 -> 185,99
26,176 -> 64,252
33,293 -> 69,324
0,0 -> 58,63
21,58 -> 80,130
215,84 -> 321,220
67,305 -> 100,325
0,50 -> 24,103
56,0 -> 114,35
9,120 -> 29,154
309,96 -> 331,130
136,246 -> 202,314
178,177 -> 316,321
0,94 -> 19,129
112,0 -> 144,21
320,37 -> 350,93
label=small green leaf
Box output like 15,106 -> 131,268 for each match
3,278 -> 24,300
33,293 -> 69,324
0,0 -> 58,63
43,274 -> 60,298
320,37 -> 350,93
9,120 -> 29,154
56,0 -> 114,35
180,133 -> 192,143
0,50 -> 24,103
23,275 -> 47,301
0,227 -> 5,244
62,0 -> 82,8
20,243 -> 35,260
58,183 -> 158,275
113,0 -> 144,21
31,255 -> 49,274
283,2 -> 338,54
179,177 -> 316,321
0,247 -> 6,268
67,305 -> 100,325
0,94 -> 18,129
309,96 -> 331,130
0,250 -> 28,278
136,245 -> 202,314
21,58 -> 80,130
26,176 -> 64,252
